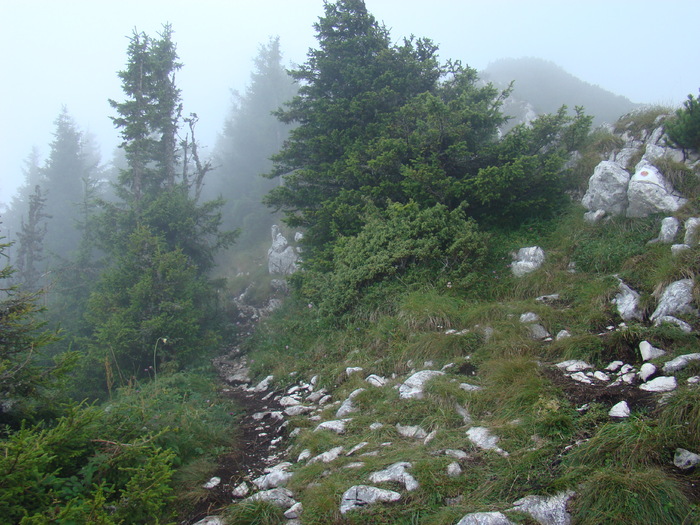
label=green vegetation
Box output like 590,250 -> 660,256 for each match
666,89 -> 700,153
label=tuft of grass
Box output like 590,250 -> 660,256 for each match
613,106 -> 672,139
397,289 -> 465,331
572,467 -> 691,525
224,500 -> 285,525
657,388 -> 700,451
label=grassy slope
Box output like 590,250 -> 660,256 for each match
236,204 -> 699,524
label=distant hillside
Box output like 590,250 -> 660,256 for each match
481,57 -> 639,127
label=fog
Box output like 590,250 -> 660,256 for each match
1,0 -> 699,203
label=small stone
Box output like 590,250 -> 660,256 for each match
639,340 -> 666,361
202,477 -> 221,489
344,462 -> 365,469
638,363 -> 657,381
467,426 -> 508,456
314,419 -> 351,434
398,370 -> 444,399
369,422 -> 384,430
556,330 -> 571,340
285,405 -> 313,416
671,244 -> 691,255
346,442 -> 369,456
520,312 -> 540,323
444,449 -> 468,459
308,446 -> 344,464
593,371 -> 610,381
369,462 -> 419,491
605,360 -> 624,371
609,401 -> 630,418
459,383 -> 482,392
639,376 -> 677,392
396,423 -> 428,439
279,396 -> 301,407
674,448 -> 700,469
688,376 -> 700,384
284,502 -> 303,520
346,367 -> 364,377
653,316 -> 693,333
620,364 -> 635,374
365,374 -> 387,387
621,372 -> 636,384
509,491 -> 575,525
246,487 -> 296,509
447,461 -> 462,478
192,517 -> 225,525
569,372 -> 593,384
297,449 -> 311,462
424,429 -> 438,445
556,359 -> 592,372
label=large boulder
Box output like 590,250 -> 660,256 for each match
582,161 -> 630,215
626,162 -> 687,218
268,225 -> 300,275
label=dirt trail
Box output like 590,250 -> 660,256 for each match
181,349 -> 289,524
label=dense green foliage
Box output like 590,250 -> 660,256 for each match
266,0 -> 591,268
665,89 -> 700,153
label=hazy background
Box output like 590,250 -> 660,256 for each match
2,0 -> 699,204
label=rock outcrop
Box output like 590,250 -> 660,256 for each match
268,225 -> 302,275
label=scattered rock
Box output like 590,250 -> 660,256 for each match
684,217 -> 700,246
584,209 -> 606,224
609,401 -> 630,418
556,330 -> 571,340
346,367 -> 364,377
582,161 -> 630,216
279,396 -> 301,407
639,376 -> 677,392
253,375 -> 274,392
369,461 -> 419,491
447,461 -> 462,478
649,216 -> 680,244
297,449 -> 311,463
612,280 -> 643,321
674,448 -> 700,470
467,427 -> 508,456
339,485 -> 401,515
639,340 -> 666,361
570,372 -> 593,384
396,423 -> 428,439
638,363 -> 657,381
605,360 -> 624,371
650,279 -> 697,322
202,476 -> 221,489
509,490 -> 575,525
398,370 -> 444,399
336,388 -> 365,418
232,481 -> 250,498
520,312 -> 540,323
253,466 -> 293,490
556,360 -> 592,372
456,511 -> 514,525
314,419 -> 351,434
511,246 -> 545,277
662,353 -> 700,374
626,162 -> 687,218
246,487 -> 297,509
459,383 -> 482,392
192,517 -> 225,525
346,442 -> 369,456
284,501 -> 303,520
455,404 -> 473,425
445,449 -> 468,459
653,315 -> 693,332
365,374 -> 387,387
369,422 -> 384,430
309,446 -> 344,464
671,244 -> 691,256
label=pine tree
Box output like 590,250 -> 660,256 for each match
15,186 -> 49,291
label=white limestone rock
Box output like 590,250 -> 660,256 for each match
246,487 -> 297,509
510,490 -> 575,525
284,502 -> 303,520
398,370 -> 444,399
447,461 -> 463,478
268,226 -> 300,275
528,324 -> 551,340
605,360 -> 624,371
520,312 -> 540,323
253,375 -> 274,392
253,469 -> 293,490
456,512 -> 515,525
582,161 -> 630,216
654,315 -> 693,332
279,396 -> 301,407
609,401 -> 630,418
192,517 -> 225,525
314,419 -> 351,434
626,162 -> 687,218
459,383 -> 482,392
396,423 -> 428,439
297,449 -> 312,463
336,388 -> 365,418
593,371 -> 610,382
365,374 -> 387,387
308,446 -> 344,464
612,281 -> 643,321
638,363 -> 657,381
639,340 -> 666,361
684,217 -> 700,246
649,216 -> 680,244
662,353 -> 700,374
467,427 -> 508,456
339,485 -> 401,515
369,422 -> 384,430
231,481 -> 250,498
346,442 -> 369,456
346,366 -> 364,377
556,360 -> 592,372
369,461 -> 419,491
671,244 -> 691,256
445,449 -> 468,460
651,279 -> 697,322
203,477 -> 221,489
584,209 -> 606,224
674,448 -> 700,469
639,376 -> 677,392
569,372 -> 593,384
511,246 -> 545,277
556,330 -> 571,340
284,405 -> 314,417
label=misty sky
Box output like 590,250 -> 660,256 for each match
1,0 -> 698,205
